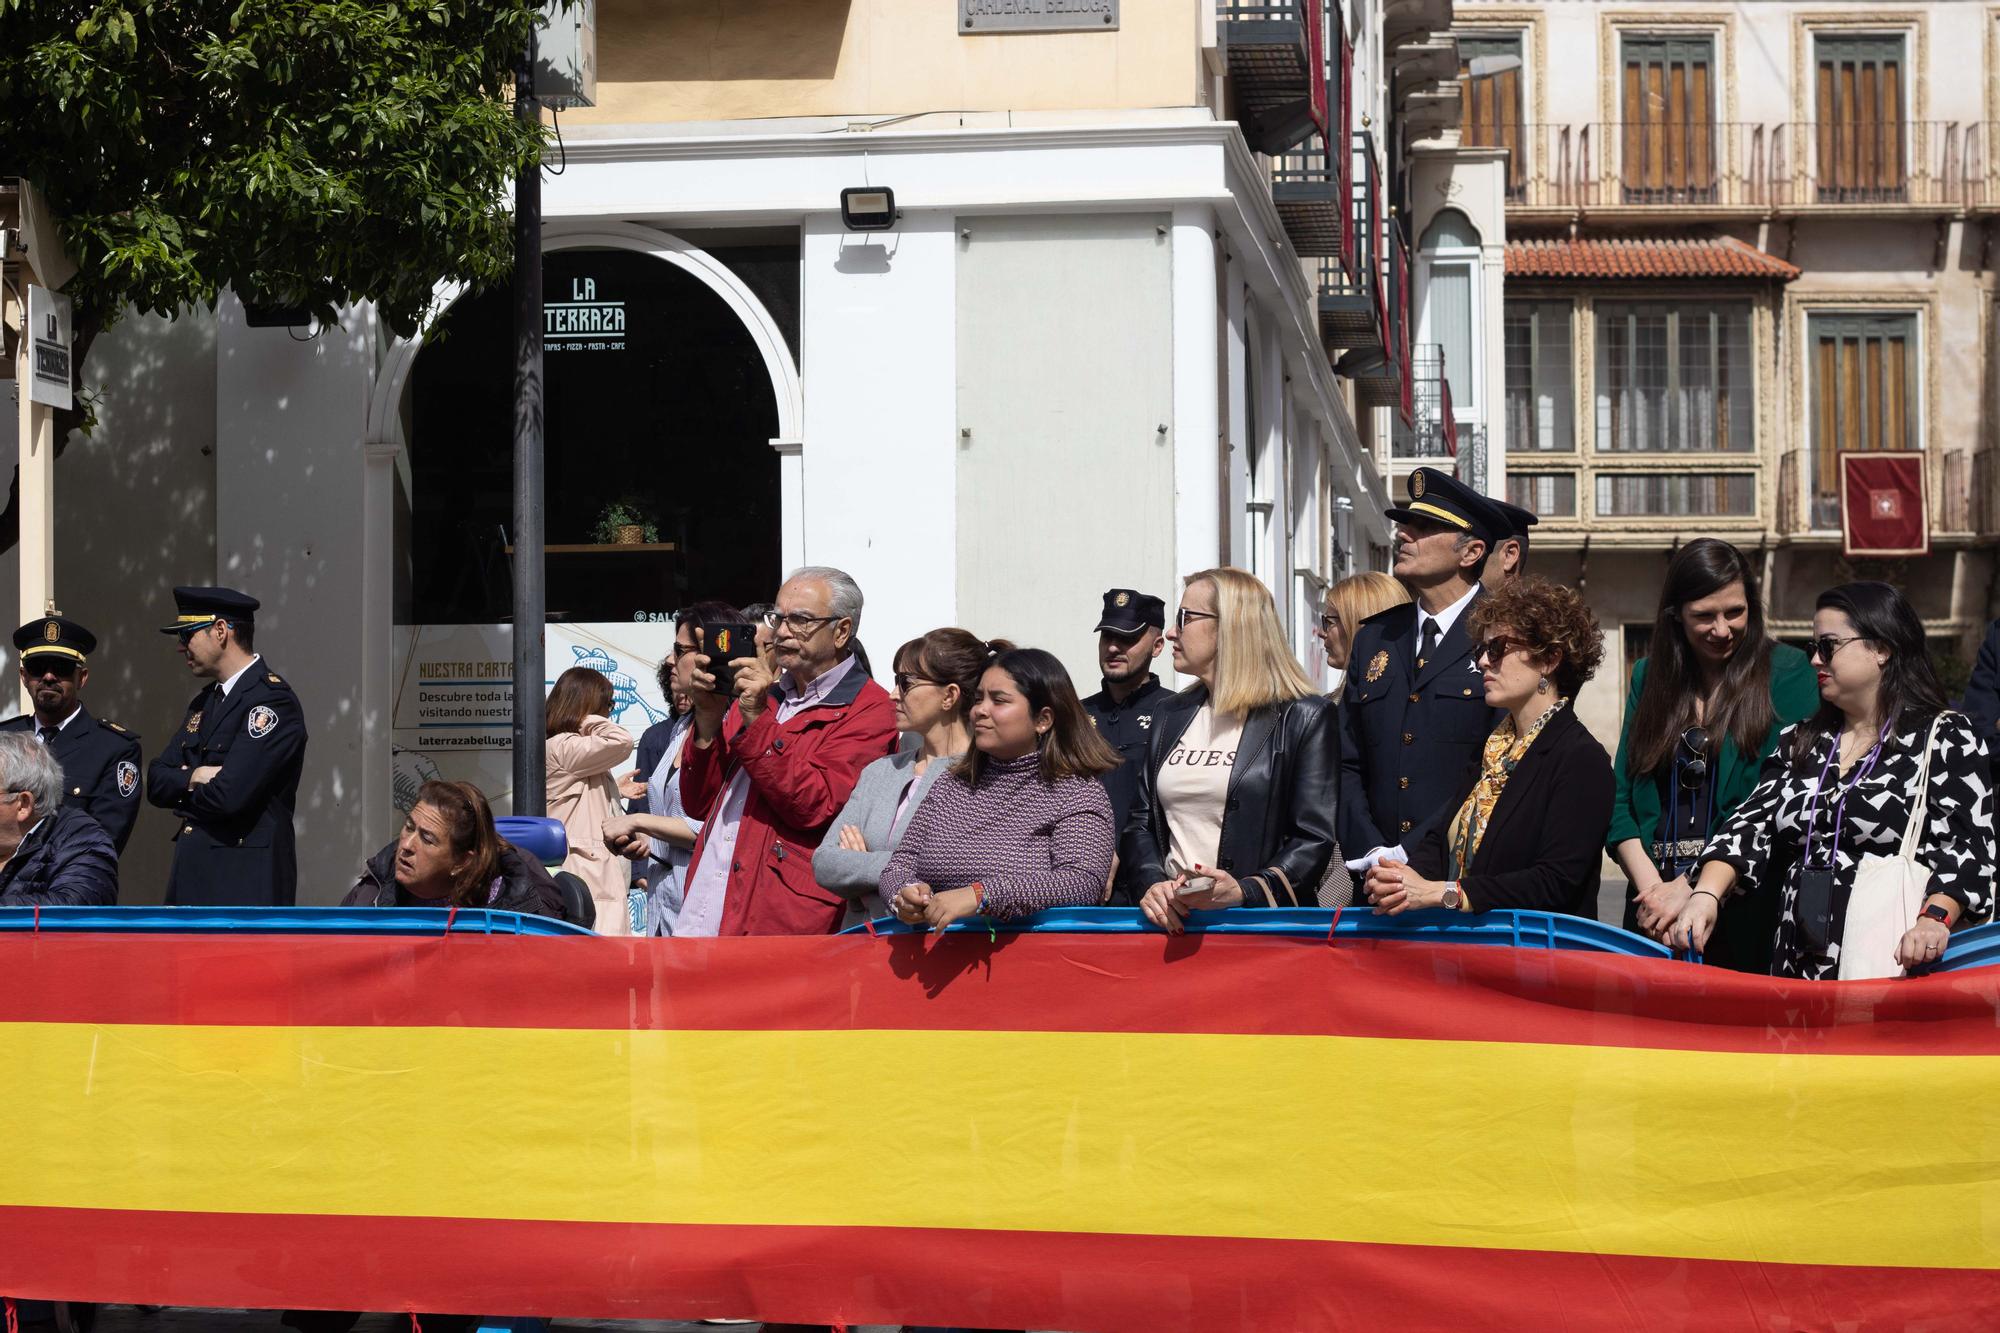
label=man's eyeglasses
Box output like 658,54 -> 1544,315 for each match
1175,608 -> 1218,631
762,610 -> 841,634
1809,633 -> 1863,663
1473,634 -> 1532,665
23,658 -> 78,680
1678,726 -> 1712,788
893,671 -> 938,694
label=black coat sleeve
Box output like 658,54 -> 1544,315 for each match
1242,696 -> 1341,906
87,729 -> 145,852
1459,735 -> 1614,914
147,699 -> 202,808
181,688 -> 307,822
1115,741 -> 1169,905
1336,683 -> 1388,854
1961,621 -> 2000,745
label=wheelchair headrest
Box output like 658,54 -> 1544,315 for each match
495,815 -> 568,867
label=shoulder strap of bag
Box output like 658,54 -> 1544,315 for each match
1898,715 -> 1946,859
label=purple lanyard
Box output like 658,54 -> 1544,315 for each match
1803,723 -> 1889,868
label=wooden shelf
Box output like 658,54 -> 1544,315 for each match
502,542 -> 678,554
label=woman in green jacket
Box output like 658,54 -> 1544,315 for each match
1610,540 -> 1820,971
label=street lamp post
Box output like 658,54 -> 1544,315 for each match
510,33 -> 547,815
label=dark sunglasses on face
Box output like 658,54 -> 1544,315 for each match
1319,613 -> 1341,632
893,671 -> 939,694
1678,726 -> 1712,788
23,658 -> 78,680
1175,608 -> 1218,631
1809,634 -> 1863,663
1474,634 -> 1532,665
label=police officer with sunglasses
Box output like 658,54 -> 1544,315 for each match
0,612 -> 145,852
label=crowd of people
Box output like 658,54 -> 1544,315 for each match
6,466 -> 2000,990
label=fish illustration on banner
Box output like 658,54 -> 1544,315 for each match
562,645 -> 667,730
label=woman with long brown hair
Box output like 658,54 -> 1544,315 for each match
545,665 -> 635,934
344,779 -> 561,916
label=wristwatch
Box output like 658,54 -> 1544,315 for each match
1920,902 -> 1951,926
1440,882 -> 1462,911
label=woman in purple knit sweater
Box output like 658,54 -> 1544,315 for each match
883,645 -> 1122,929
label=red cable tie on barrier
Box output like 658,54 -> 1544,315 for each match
31,904 -> 38,934
443,904 -> 458,937
862,914 -> 878,938
5,1296 -> 17,1333
407,1315 -> 422,1333
1327,903 -> 1344,944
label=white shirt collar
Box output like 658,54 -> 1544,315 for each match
37,707 -> 81,735
218,654 -> 264,698
1420,583 -> 1481,642
4,816 -> 48,868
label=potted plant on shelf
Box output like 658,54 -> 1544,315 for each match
592,496 -> 659,546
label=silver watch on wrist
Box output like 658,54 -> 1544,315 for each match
1440,882 -> 1461,910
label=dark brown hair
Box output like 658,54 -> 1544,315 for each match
1784,581 -> 1947,764
1469,577 -> 1604,697
958,645 -> 1121,785
545,666 -> 614,737
411,779 -> 504,907
1626,539 -> 1777,777
892,627 -> 993,721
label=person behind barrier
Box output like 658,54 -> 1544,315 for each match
0,732 -> 118,906
1080,588 -> 1171,845
1488,498 -> 1539,585
679,567 -> 898,936
1124,568 -> 1342,932
344,779 -> 562,918
545,666 -> 636,934
1671,582 -> 1995,979
884,646 -> 1119,928
1,612 -> 144,852
814,627 -> 983,925
1612,541 -> 1820,970
1319,572 -> 1411,702
1366,577 -> 1610,918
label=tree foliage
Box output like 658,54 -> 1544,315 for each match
0,0 -> 551,344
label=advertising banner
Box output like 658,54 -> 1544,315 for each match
0,932 -> 1995,1329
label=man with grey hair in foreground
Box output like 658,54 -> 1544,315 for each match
677,565 -> 898,936
0,732 -> 119,905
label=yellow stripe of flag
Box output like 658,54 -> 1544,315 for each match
4,1023 -> 1993,1269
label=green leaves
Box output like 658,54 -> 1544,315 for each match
0,0 -> 556,341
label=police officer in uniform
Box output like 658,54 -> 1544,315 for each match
146,587 -> 308,906
1081,589 -> 1170,856
1490,498 -> 1539,585
0,613 -> 144,852
1338,467 -> 1506,872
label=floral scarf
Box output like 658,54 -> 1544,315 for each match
1445,698 -> 1568,877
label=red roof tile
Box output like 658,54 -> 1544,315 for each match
1505,235 -> 1800,281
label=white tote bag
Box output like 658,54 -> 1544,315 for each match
1837,716 -> 1943,980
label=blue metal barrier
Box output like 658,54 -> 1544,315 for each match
1930,920 -> 2000,973
842,905 -> 1671,957
0,905 -> 595,937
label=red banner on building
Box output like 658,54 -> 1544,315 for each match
1,931 -> 1998,1329
1841,450 -> 1928,556
1305,0 -> 1327,139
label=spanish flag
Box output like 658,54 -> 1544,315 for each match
0,930 -> 1996,1328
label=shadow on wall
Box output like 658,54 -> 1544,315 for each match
40,308 -> 219,906
597,0 -> 852,83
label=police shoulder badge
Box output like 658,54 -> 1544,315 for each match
1365,650 -> 1390,683
267,673 -> 283,686
116,761 -> 138,798
247,705 -> 278,739
1410,470 -> 1427,499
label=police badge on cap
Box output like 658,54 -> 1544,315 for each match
13,614 -> 97,665
1094,588 -> 1166,635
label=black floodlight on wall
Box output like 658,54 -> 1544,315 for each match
840,187 -> 898,231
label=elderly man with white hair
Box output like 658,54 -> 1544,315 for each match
0,732 -> 119,905
678,566 -> 898,936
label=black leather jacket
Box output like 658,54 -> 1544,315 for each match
1115,685 -> 1340,907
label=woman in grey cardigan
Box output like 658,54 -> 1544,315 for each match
814,627 -> 986,924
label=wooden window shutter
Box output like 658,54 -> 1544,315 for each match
1621,36 -> 1714,203
1815,35 -> 1905,201
1811,312 -> 1918,499
1456,34 -> 1523,195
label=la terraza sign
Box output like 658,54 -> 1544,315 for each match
544,277 -> 625,353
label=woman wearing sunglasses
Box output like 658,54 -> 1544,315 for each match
1609,540 -> 1820,969
1670,582 -> 1993,979
1126,568 -> 1341,931
814,627 -> 986,924
1364,577 -> 1611,918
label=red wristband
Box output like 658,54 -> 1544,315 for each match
1920,902 -> 1951,926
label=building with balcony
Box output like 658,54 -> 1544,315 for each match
1449,0 -> 2000,746
12,0 -> 1487,903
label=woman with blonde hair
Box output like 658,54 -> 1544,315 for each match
1121,568 -> 1342,930
1320,572 -> 1412,699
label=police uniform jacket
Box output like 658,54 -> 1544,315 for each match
1337,598 -> 1502,855
1082,673 -> 1170,859
146,662 -> 308,907
0,803 -> 119,906
1116,684 -> 1340,907
0,706 -> 143,851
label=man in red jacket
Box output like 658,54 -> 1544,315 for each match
678,566 -> 898,936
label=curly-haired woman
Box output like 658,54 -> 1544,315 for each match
1365,576 -> 1612,918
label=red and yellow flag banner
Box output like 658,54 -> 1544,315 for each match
2,930 -> 1998,1329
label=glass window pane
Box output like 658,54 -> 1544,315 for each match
1428,262 -> 1474,408
1505,300 -> 1572,451
1596,301 -> 1749,452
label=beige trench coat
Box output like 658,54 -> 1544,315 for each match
545,714 -> 635,934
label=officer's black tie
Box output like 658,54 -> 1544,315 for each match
1418,616 -> 1440,671
33,723 -> 50,747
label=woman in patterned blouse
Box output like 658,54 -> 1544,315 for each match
883,646 -> 1122,929
1671,582 -> 1995,979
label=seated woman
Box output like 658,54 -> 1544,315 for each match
1671,582 -> 1994,979
814,626 -> 984,925
1125,566 -> 1342,931
1365,577 -> 1611,917
345,779 -> 562,918
882,646 -> 1120,928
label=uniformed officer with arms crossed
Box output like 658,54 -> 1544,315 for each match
1081,588 -> 1170,854
0,612 -> 144,851
1338,467 -> 1507,873
146,586 -> 309,906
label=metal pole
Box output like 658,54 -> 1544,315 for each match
510,33 -> 547,815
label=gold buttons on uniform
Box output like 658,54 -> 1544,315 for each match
1400,820 -> 1413,833
1408,692 -> 1420,703
1399,777 -> 1410,789
1402,732 -> 1414,744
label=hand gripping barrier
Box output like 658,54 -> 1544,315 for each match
1929,919 -> 2000,973
842,904 -> 1673,957
0,905 -> 595,937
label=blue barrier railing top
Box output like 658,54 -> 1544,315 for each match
0,905 -> 596,937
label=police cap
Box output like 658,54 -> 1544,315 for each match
1492,498 -> 1540,552
1094,588 -> 1166,636
160,585 -> 260,636
1383,467 -> 1507,548
14,614 -> 96,665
